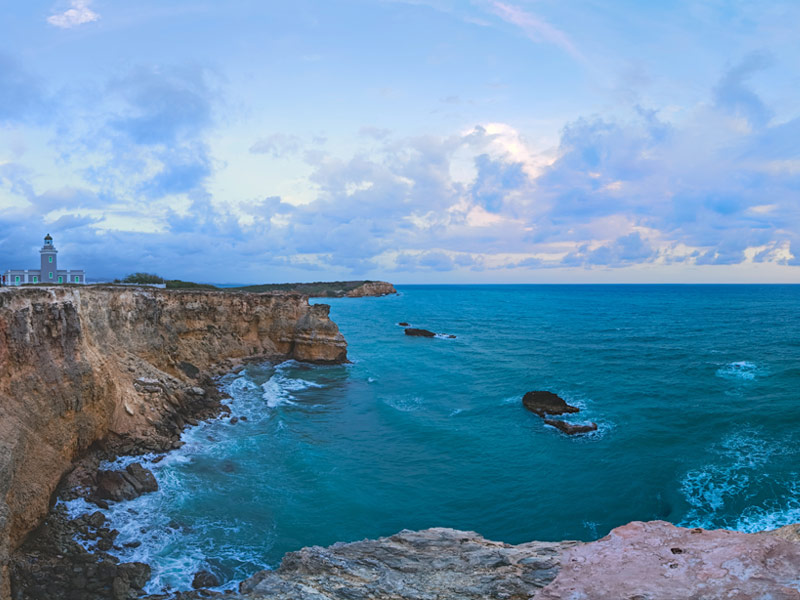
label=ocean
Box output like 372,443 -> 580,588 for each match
65,284 -> 800,593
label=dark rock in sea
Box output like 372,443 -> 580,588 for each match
522,391 -> 580,417
95,463 -> 158,502
230,416 -> 239,424
543,419 -> 598,435
405,328 -> 436,338
87,511 -> 106,529
446,334 -> 456,339
240,415 -> 248,421
192,569 -> 220,589
398,322 -> 410,326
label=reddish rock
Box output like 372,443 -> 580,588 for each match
522,391 -> 580,417
539,520 -> 800,599
543,419 -> 597,435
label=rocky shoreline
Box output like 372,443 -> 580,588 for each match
4,286 -> 800,599
10,365 -> 238,600
0,286 -> 348,599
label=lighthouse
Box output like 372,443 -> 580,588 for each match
40,234 -> 58,282
2,234 -> 86,285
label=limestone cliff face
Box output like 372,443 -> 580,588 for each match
344,281 -> 396,297
0,286 -> 346,597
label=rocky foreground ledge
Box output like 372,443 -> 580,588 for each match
237,522 -> 800,600
0,286 -> 347,599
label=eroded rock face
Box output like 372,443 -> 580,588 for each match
239,528 -> 576,599
344,281 -> 397,297
0,286 -> 347,597
538,520 -> 800,599
522,391 -> 580,417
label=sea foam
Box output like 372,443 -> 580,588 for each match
715,361 -> 764,381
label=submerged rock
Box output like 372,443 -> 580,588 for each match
405,328 -> 436,338
543,419 -> 598,435
522,391 -> 580,417
240,527 -> 575,599
398,321 -> 410,326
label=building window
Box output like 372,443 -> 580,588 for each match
49,272 -> 53,278
48,256 -> 53,263
58,276 -> 63,283
15,276 -> 20,283
75,276 -> 80,283
33,276 -> 38,283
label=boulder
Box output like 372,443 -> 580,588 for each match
543,419 -> 598,435
522,391 -> 580,417
398,322 -> 410,327
192,569 -> 220,589
405,328 -> 436,338
95,463 -> 158,502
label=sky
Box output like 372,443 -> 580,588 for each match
1,0 -> 799,283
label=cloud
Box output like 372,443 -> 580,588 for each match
47,0 -> 100,29
486,1 -> 584,63
249,134 -> 302,158
713,52 -> 773,129
0,54 -> 46,122
358,126 -> 392,140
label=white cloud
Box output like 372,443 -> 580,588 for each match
47,0 -> 100,29
487,1 -> 584,63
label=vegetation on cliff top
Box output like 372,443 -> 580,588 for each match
111,275 -> 389,296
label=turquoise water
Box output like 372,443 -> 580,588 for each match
67,285 -> 800,592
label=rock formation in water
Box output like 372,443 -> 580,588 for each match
522,391 -> 580,417
0,286 -> 347,598
522,391 -> 597,436
404,327 -> 436,337
237,522 -> 800,600
542,418 -> 598,435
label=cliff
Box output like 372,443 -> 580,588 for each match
343,281 -> 397,297
0,286 -> 347,598
238,522 -> 800,599
227,280 -> 397,297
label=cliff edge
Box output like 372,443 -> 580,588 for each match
238,522 -> 800,599
0,286 -> 347,597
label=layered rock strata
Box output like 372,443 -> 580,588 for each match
343,281 -> 397,297
0,286 -> 347,598
238,522 -> 800,600
239,528 -> 576,599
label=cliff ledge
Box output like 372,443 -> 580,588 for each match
0,286 -> 346,597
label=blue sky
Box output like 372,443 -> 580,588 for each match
1,0 -> 799,283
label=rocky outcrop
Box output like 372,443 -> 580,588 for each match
404,328 -> 436,338
344,281 -> 397,297
239,528 -> 577,599
0,286 -> 347,597
542,419 -> 598,435
522,391 -> 580,417
95,463 -> 158,502
540,520 -> 800,599
522,391 -> 596,436
237,522 -> 800,600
